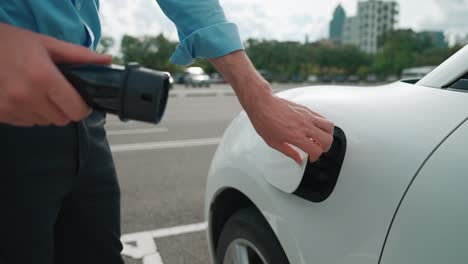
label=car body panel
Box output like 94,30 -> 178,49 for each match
381,119 -> 468,263
205,81 -> 468,264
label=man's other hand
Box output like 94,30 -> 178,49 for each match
244,90 -> 335,164
0,23 -> 112,127
210,51 -> 335,164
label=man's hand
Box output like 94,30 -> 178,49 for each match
0,23 -> 112,127
210,51 -> 334,164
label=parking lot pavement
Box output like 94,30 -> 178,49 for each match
105,85 -> 241,264
108,83 -> 309,264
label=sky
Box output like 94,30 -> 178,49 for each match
99,0 -> 468,48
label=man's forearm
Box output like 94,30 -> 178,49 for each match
208,50 -> 335,164
208,51 -> 272,111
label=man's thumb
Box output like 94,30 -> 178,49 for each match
38,34 -> 112,64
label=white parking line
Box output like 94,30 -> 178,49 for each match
151,222 -> 207,238
121,222 -> 208,264
107,127 -> 169,136
111,138 -> 221,152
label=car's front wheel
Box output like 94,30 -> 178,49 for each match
216,208 -> 290,264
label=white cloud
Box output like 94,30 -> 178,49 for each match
99,0 -> 177,45
219,0 -> 338,42
419,0 -> 468,35
99,0 -> 468,51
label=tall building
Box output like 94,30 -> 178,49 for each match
329,4 -> 346,44
343,0 -> 399,53
343,16 -> 360,47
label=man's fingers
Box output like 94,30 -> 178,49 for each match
290,104 -> 333,134
306,126 -> 334,152
34,98 -> 70,126
31,112 -> 50,126
292,138 -> 323,163
290,102 -> 325,119
301,107 -> 325,119
51,45 -> 112,64
38,34 -> 112,64
313,115 -> 335,134
9,121 -> 32,127
2,115 -> 33,127
309,110 -> 325,118
45,66 -> 90,121
271,142 -> 304,165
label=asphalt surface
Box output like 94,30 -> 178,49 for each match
109,83 -> 304,264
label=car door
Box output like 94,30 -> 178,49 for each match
380,119 -> 468,263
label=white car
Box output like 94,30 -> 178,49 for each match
401,66 -> 436,80
204,45 -> 468,264
306,74 -> 319,84
185,66 -> 211,87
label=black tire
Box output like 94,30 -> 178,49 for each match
216,208 -> 290,264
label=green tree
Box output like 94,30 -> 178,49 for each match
115,31 -> 462,79
245,38 -> 370,80
97,36 -> 115,54
120,34 -> 182,73
372,29 -> 459,76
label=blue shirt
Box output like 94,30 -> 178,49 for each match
0,0 -> 244,65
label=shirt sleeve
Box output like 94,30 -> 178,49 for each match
156,0 -> 244,66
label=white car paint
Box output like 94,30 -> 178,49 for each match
205,45 -> 468,264
381,120 -> 468,263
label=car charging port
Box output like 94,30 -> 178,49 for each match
293,126 -> 347,203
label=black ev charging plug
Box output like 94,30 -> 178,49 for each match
58,63 -> 171,124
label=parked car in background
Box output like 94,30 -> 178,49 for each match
173,73 -> 187,84
204,45 -> 468,264
401,66 -> 436,80
276,74 -> 289,83
306,74 -> 319,84
386,75 -> 399,82
366,74 -> 378,83
210,73 -> 226,84
320,75 -> 333,83
334,75 -> 346,83
348,75 -> 360,83
290,74 -> 303,83
258,70 -> 273,83
168,76 -> 174,90
185,67 -> 211,88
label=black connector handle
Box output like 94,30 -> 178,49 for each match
58,63 -> 171,124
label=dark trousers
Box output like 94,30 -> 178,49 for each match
0,111 -> 124,264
